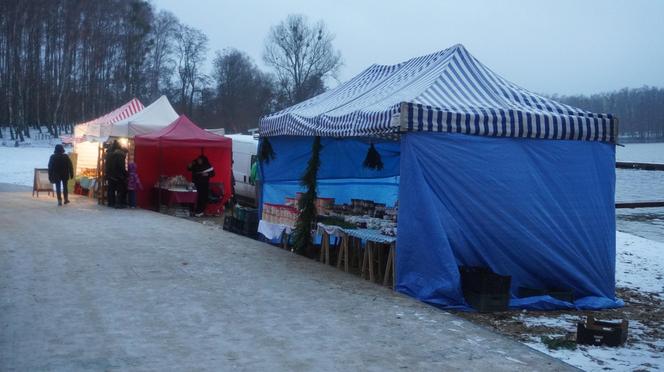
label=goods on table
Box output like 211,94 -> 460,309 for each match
262,194 -> 398,235
262,203 -> 299,226
315,197 -> 334,215
157,175 -> 193,189
79,168 -> 97,177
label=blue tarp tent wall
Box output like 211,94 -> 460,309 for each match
259,44 -> 622,310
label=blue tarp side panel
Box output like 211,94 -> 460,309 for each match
261,136 -> 401,182
397,132 -> 622,310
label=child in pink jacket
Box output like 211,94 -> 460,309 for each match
127,162 -> 143,208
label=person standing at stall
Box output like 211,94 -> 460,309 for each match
106,141 -> 128,208
105,141 -> 119,207
48,144 -> 74,206
188,155 -> 215,217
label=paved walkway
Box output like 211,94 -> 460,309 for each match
0,185 -> 575,371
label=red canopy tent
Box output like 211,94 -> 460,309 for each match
134,115 -> 232,211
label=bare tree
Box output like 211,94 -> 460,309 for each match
208,49 -> 274,132
175,24 -> 208,116
263,14 -> 341,106
146,10 -> 178,100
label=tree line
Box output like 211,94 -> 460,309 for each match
553,86 -> 664,141
1,0 -> 662,142
0,1 -> 341,141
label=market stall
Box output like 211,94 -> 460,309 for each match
258,44 -> 621,311
133,115 -> 233,215
72,98 -> 144,176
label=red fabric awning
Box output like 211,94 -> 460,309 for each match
135,115 -> 231,148
133,115 -> 233,210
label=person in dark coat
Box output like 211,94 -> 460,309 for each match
105,140 -> 128,208
48,144 -> 74,206
187,155 -> 215,217
105,141 -> 119,207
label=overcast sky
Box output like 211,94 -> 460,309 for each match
152,0 -> 663,96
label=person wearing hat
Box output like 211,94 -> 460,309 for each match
187,155 -> 215,217
48,144 -> 74,206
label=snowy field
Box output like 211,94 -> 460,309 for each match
523,317 -> 663,371
0,146 -> 55,187
519,232 -> 664,371
1,145 -> 663,371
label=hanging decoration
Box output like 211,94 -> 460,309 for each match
293,136 -> 322,255
258,137 -> 275,163
362,142 -> 384,170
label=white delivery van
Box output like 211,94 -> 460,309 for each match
227,134 -> 259,205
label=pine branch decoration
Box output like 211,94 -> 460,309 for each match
292,136 -> 322,255
363,143 -> 384,170
259,137 -> 276,163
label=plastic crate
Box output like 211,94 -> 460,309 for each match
576,317 -> 628,347
463,291 -> 510,313
459,266 -> 511,312
459,266 -> 511,295
222,215 -> 233,231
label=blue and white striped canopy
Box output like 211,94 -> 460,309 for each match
260,44 -> 617,142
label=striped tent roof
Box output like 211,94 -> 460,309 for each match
259,44 -> 617,142
75,98 -> 144,139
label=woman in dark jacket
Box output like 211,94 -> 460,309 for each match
187,155 -> 215,217
48,144 -> 74,206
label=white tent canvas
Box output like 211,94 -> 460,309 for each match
109,95 -> 178,138
74,141 -> 99,174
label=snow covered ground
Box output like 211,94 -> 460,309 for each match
0,127 -> 63,148
522,315 -> 664,371
617,231 -> 664,297
524,233 -> 664,371
0,127 -> 67,186
0,146 -> 54,187
1,145 -> 663,371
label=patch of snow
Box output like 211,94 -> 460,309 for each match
1,127 -> 65,148
617,231 -> 664,297
520,315 -> 662,371
0,146 -> 55,186
518,313 -> 581,329
504,356 -> 527,365
525,337 -> 664,372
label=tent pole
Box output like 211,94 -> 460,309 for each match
158,139 -> 163,212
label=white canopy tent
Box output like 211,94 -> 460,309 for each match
109,95 -> 179,138
73,98 -> 144,175
72,96 -> 178,177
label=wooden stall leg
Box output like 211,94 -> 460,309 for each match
281,232 -> 288,250
336,235 -> 344,269
336,234 -> 350,272
325,235 -> 331,265
343,236 -> 349,272
361,241 -> 368,279
320,231 -> 330,264
367,241 -> 375,282
383,243 -> 395,287
393,242 -> 396,289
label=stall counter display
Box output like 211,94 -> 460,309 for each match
262,194 -> 398,236
157,175 -> 194,190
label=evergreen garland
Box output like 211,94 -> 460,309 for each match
258,137 -> 276,163
292,136 -> 322,255
363,142 -> 384,170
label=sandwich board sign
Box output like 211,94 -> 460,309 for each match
33,168 -> 53,197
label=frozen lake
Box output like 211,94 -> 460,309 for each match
1,142 -> 663,242
616,142 -> 664,243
